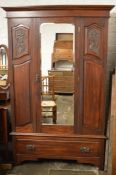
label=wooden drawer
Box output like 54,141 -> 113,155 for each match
52,52 -> 73,60
54,40 -> 73,49
16,139 -> 102,158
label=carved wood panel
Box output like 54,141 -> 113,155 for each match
12,25 -> 29,59
13,61 -> 31,126
84,24 -> 103,59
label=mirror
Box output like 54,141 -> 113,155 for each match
0,44 -> 9,89
40,23 -> 74,125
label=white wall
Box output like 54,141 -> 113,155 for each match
0,0 -> 116,7
0,8 -> 8,45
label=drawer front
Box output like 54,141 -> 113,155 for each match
16,139 -> 103,157
53,52 -> 73,60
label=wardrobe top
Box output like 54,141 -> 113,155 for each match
2,5 -> 114,11
2,5 -> 114,18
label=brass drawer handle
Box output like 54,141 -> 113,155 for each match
80,146 -> 91,153
26,144 -> 35,152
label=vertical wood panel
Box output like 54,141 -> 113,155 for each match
83,61 -> 103,130
14,61 -> 31,126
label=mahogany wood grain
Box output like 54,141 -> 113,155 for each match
83,61 -> 103,132
3,5 -> 113,18
14,62 -> 31,126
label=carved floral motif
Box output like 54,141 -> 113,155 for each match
13,25 -> 29,58
85,24 -> 103,58
88,29 -> 100,54
15,28 -> 25,57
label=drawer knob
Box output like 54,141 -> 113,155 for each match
80,146 -> 90,153
26,144 -> 35,152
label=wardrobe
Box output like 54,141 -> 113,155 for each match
3,5 -> 114,169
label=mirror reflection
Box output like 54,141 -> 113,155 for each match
40,23 -> 74,125
0,45 -> 8,86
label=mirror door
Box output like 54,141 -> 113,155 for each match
40,23 -> 75,126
